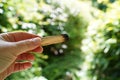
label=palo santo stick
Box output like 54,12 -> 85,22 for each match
41,34 -> 69,46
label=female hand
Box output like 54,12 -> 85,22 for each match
0,32 -> 43,80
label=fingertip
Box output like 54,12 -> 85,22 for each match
32,46 -> 43,53
40,46 -> 43,53
24,62 -> 32,69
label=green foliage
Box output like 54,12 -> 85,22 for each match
81,0 -> 120,80
1,0 -> 120,80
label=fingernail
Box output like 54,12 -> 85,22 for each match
32,37 -> 41,46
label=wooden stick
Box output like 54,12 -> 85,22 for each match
41,34 -> 69,46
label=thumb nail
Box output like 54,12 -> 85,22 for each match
31,37 -> 41,46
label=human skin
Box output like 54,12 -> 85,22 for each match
0,32 -> 43,80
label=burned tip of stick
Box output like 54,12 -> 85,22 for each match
61,34 -> 69,41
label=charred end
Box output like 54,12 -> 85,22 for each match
61,34 -> 69,41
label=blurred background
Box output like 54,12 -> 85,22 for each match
0,0 -> 120,80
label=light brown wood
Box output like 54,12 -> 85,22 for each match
41,34 -> 69,46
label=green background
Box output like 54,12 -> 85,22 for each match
0,0 -> 120,80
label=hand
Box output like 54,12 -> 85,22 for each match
0,32 -> 43,80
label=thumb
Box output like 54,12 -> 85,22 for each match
14,37 -> 41,55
